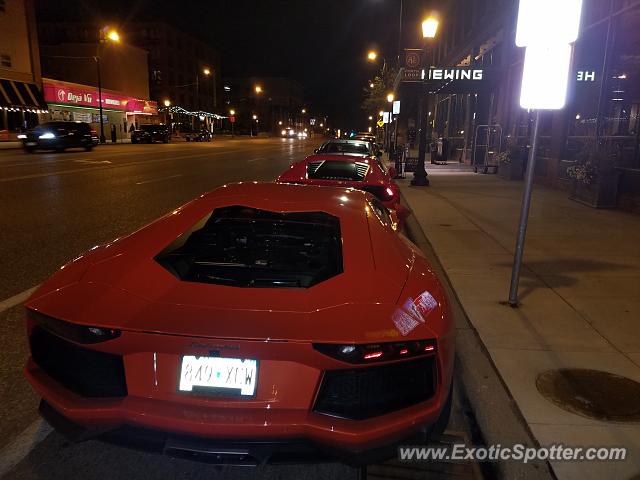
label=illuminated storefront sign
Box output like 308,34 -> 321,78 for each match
422,68 -> 484,81
43,79 -> 157,114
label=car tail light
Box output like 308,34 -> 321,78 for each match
314,339 -> 436,364
28,309 -> 121,344
91,129 -> 97,134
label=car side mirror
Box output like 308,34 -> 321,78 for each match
388,167 -> 397,178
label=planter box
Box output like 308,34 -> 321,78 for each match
498,159 -> 524,180
569,171 -> 621,208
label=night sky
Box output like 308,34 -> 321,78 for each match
35,0 -> 433,129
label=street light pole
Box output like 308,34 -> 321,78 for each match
95,55 -> 106,143
411,17 -> 439,187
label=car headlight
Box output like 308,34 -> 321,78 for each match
281,129 -> 287,136
38,132 -> 55,139
17,134 -> 27,139
314,339 -> 436,364
28,309 -> 121,344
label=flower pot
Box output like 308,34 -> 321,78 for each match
569,171 -> 620,208
498,157 -> 524,181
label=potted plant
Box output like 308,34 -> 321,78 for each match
567,144 -> 620,208
498,143 -> 526,180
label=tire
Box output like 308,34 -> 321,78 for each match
432,382 -> 453,436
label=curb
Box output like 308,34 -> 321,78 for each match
401,197 -> 556,480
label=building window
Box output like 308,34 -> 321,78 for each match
0,54 -> 11,68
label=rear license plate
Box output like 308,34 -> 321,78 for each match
25,142 -> 37,146
178,356 -> 258,396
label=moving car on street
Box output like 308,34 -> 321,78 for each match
277,153 -> 405,218
24,182 -> 453,466
19,121 -> 95,153
131,124 -> 170,144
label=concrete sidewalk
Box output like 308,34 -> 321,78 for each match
397,166 -> 640,479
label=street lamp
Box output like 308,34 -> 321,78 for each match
255,85 -> 263,94
229,109 -> 236,137
422,17 -> 439,39
301,108 -> 306,114
251,114 -> 258,137
411,15 -> 440,187
367,50 -> 378,61
386,93 -> 395,103
368,115 -> 373,120
369,82 -> 375,88
95,27 -> 120,143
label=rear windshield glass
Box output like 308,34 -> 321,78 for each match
319,142 -> 371,154
307,160 -> 370,181
155,206 -> 343,288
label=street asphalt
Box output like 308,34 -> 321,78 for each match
0,138 -> 487,479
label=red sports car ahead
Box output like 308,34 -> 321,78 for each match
276,153 -> 407,219
24,182 -> 454,466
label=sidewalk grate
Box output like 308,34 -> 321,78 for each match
537,369 -> 640,422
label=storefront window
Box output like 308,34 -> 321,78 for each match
600,5 -> 640,137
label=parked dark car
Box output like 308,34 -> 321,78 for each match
19,121 -> 95,153
131,124 -> 170,144
185,129 -> 212,142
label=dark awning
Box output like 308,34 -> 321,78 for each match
0,79 -> 48,111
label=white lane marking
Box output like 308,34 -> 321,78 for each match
136,174 -> 183,185
0,286 -> 38,315
0,418 -> 53,477
247,157 -> 266,162
73,160 -> 112,164
0,145 -> 288,183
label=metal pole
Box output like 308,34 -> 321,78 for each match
411,39 -> 430,186
96,57 -> 106,143
508,109 -> 541,306
396,0 -> 403,67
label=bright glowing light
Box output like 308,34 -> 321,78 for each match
229,109 -> 235,116
575,113 -> 581,120
369,82 -> 375,88
106,29 -> 120,42
368,126 -> 372,132
254,85 -> 262,94
301,108 -> 306,114
319,123 -> 323,127
378,110 -> 384,116
203,68 -> 211,75
367,51 -> 378,61
364,351 -> 383,360
252,114 -> 258,120
424,345 -> 435,352
281,129 -> 287,136
368,115 -> 373,120
516,0 -> 583,47
278,121 -> 283,125
38,132 -> 55,139
386,93 -> 394,103
17,134 -> 26,139
163,99 -> 171,107
422,17 -> 439,39
520,44 -> 571,109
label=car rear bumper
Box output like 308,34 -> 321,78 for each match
26,357 -> 448,459
38,398 -> 434,466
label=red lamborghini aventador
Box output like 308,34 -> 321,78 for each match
24,182 -> 454,465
